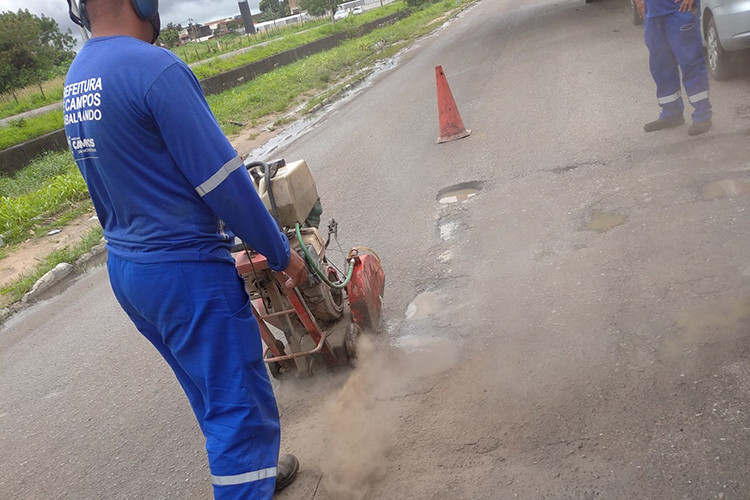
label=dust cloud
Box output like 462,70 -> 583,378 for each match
319,336 -> 395,500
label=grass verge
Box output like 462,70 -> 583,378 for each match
209,0 -> 470,133
0,111 -> 65,150
0,151 -> 89,244
0,76 -> 66,120
175,18 -> 330,66
192,3 -> 404,79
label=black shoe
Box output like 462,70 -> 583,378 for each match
643,115 -> 685,132
688,119 -> 711,136
274,454 -> 299,492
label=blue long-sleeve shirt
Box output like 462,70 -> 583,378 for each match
64,36 -> 289,271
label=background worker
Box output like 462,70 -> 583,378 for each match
63,0 -> 305,497
636,0 -> 713,135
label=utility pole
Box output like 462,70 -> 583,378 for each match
188,18 -> 196,41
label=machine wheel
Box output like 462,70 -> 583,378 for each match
706,18 -> 734,81
266,354 -> 283,379
266,339 -> 286,379
344,323 -> 361,361
630,0 -> 643,25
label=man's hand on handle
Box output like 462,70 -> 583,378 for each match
283,251 -> 308,289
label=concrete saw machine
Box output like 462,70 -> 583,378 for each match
233,159 -> 384,378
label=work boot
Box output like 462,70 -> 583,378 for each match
688,119 -> 712,136
274,454 -> 299,492
643,115 -> 685,132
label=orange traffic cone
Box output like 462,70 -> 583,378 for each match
435,65 -> 471,144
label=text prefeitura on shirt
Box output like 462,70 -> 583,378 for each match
64,77 -> 103,125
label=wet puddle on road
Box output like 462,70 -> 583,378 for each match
437,182 -> 482,204
701,179 -> 750,200
586,211 -> 627,233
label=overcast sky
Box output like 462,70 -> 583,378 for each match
0,0 -> 262,46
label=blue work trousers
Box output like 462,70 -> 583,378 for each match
107,254 -> 280,499
644,11 -> 712,122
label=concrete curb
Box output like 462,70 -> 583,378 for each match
0,240 -> 108,324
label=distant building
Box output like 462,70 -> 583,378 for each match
253,12 -> 311,34
207,18 -> 235,36
336,0 -> 365,14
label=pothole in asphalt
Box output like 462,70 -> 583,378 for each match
585,211 -> 627,233
701,178 -> 750,200
437,181 -> 482,204
439,219 -> 460,241
405,290 -> 443,321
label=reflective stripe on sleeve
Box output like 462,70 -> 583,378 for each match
657,91 -> 681,105
688,90 -> 709,103
195,156 -> 245,197
211,466 -> 277,486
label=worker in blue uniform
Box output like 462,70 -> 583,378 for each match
63,0 -> 305,497
636,0 -> 712,135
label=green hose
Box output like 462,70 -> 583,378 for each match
295,223 -> 354,289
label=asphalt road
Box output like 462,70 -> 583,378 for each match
3,0 -> 750,498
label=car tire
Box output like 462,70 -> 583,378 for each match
706,17 -> 734,80
630,0 -> 643,25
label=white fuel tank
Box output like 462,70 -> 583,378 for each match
256,160 -> 319,228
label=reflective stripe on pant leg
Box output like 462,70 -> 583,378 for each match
688,90 -> 709,103
644,16 -> 684,119
212,466 -> 277,486
665,10 -> 712,121
657,90 -> 681,105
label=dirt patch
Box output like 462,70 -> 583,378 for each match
230,117 -> 287,159
0,208 -> 98,295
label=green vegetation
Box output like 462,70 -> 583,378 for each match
0,110 -> 64,149
300,0 -> 339,17
258,0 -> 292,22
0,75 -> 65,119
0,10 -> 75,104
209,0 -> 469,133
0,151 -> 89,244
173,18 -> 328,65
192,3 -> 404,79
